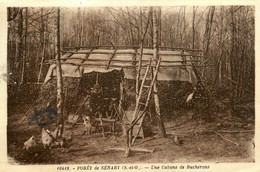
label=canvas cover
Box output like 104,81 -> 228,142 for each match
44,49 -> 197,84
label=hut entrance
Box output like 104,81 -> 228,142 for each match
77,70 -> 121,120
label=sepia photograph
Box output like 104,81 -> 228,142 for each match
4,4 -> 255,167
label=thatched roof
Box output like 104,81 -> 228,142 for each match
44,48 -> 199,84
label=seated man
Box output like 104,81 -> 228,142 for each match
90,83 -> 105,118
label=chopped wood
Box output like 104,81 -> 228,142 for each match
107,147 -> 154,153
214,131 -> 240,146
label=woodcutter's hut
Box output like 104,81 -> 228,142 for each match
43,45 -> 203,156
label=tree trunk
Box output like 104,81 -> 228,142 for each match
80,8 -> 85,46
139,7 -> 143,44
38,8 -> 45,83
230,6 -> 236,99
203,6 -> 215,78
158,7 -> 162,46
21,8 -> 28,84
126,7 -> 134,45
56,8 -> 64,137
192,6 -> 196,49
16,8 -> 23,84
182,7 -> 186,47
152,7 -> 166,137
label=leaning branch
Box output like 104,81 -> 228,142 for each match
214,131 -> 240,146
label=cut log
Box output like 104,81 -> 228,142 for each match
107,147 -> 154,153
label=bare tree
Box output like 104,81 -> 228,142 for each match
20,8 -> 28,84
56,7 -> 64,137
152,7 -> 166,137
37,8 -> 46,83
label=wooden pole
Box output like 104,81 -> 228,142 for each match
73,96 -> 89,116
125,10 -> 152,157
118,80 -> 124,117
136,10 -> 151,104
20,93 -> 42,123
136,43 -> 143,101
118,75 -> 130,157
108,147 -> 154,153
56,8 -> 64,138
152,7 -> 166,137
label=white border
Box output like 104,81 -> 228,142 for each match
0,1 -> 259,172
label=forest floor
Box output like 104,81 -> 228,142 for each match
7,103 -> 255,164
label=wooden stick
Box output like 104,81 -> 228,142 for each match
125,130 -> 130,157
107,147 -> 154,153
24,82 -> 44,85
93,118 -> 116,123
214,131 -> 240,146
85,47 -> 95,59
158,46 -> 204,52
217,130 -> 254,133
61,51 -> 136,55
47,62 -> 213,68
106,48 -> 118,69
74,96 -> 90,116
64,85 -> 68,114
224,76 -> 252,93
20,93 -> 42,123
56,61 -> 209,68
50,57 -> 200,63
61,50 -> 206,58
63,45 -> 204,52
64,45 -> 140,50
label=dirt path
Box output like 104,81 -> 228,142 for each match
7,106 -> 254,164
